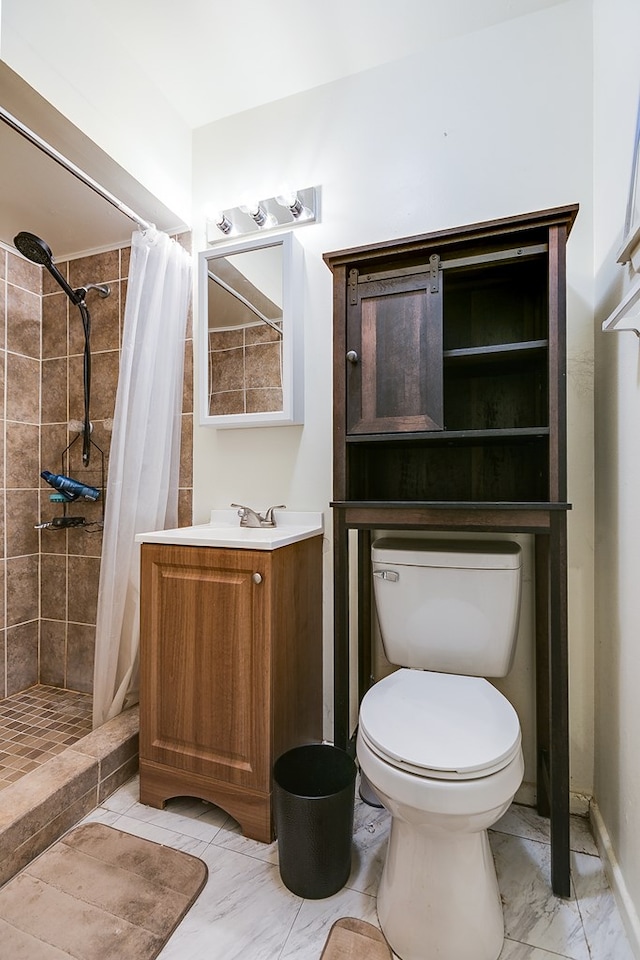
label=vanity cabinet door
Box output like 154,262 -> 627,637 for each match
140,544 -> 271,792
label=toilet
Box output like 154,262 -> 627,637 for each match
357,538 -> 524,960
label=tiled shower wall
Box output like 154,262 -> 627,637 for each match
0,235 -> 193,700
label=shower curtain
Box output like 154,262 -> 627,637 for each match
92,228 -> 192,728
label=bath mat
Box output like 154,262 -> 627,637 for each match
0,821 -> 208,959
320,917 -> 392,960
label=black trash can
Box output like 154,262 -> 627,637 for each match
273,743 -> 357,899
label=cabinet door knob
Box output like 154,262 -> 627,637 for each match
252,573 -> 263,584
346,350 -> 359,364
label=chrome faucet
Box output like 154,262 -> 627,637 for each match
231,504 -> 286,528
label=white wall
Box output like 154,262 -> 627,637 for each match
593,0 -> 640,945
192,0 -> 595,796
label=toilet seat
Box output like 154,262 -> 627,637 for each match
359,669 -> 521,780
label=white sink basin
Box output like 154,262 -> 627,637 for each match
136,509 -> 323,551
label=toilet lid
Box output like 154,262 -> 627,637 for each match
359,669 -> 521,780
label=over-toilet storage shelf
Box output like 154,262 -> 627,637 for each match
324,203 -> 578,899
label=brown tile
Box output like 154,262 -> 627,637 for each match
74,706 -> 138,775
42,259 -> 67,295
6,252 -> 41,295
40,422 -> 69,477
39,621 -> 66,687
67,515 -> 103,558
5,490 -> 39,558
182,340 -> 193,414
41,357 -> 68,424
0,286 -> 5,348
209,329 -> 243,351
179,414 -> 192,488
67,555 -> 100,625
69,350 -> 119,422
211,346 -> 244,392
98,755 -> 139,804
68,250 -> 119,289
120,246 -> 131,280
6,556 -> 38,627
66,623 -> 95,693
40,553 -> 67,622
6,622 -> 38,696
87,282 -> 120,353
246,388 -> 283,414
6,422 -> 39,488
0,748 -> 98,856
178,489 -> 192,528
0,249 -> 6,280
244,342 -> 282,389
42,293 -> 68,359
6,284 -> 40,359
120,278 -> 128,340
67,305 -> 88,357
185,296 -> 193,340
0,350 -> 5,423
6,353 -> 39,423
245,322 -> 282,345
0,628 -> 6,699
209,390 -> 245,416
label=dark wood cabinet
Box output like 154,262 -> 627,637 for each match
324,204 -> 577,897
139,538 -> 323,843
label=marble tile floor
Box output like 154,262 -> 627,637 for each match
79,775 -> 635,960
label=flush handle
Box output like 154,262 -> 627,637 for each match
373,570 -> 399,582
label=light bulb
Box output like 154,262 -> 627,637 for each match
276,191 -> 305,219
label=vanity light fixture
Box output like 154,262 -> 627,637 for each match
206,186 -> 319,245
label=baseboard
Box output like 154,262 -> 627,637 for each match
513,781 -> 591,818
590,801 -> 640,959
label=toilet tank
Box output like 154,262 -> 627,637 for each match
371,538 -> 522,677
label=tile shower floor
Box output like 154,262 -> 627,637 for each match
82,775 -> 635,960
0,685 -> 92,790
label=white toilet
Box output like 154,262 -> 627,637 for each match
357,538 -> 525,960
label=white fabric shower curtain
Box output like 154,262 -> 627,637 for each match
92,228 -> 192,728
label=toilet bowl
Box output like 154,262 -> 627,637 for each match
358,668 -> 524,960
361,537 -> 524,960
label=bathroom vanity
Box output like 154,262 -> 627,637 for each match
325,205 -> 577,897
136,511 -> 323,842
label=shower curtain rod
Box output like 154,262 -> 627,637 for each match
0,104 -> 154,232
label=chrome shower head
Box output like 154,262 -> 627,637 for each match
13,231 -> 83,305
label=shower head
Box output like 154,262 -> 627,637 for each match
13,231 -> 53,266
13,231 -> 83,305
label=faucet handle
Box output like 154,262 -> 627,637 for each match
263,504 -> 286,526
231,503 -> 264,527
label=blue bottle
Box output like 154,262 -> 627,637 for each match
41,471 -> 100,502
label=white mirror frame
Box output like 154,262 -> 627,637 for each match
198,231 -> 303,428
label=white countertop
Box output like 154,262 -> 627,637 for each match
135,509 -> 324,551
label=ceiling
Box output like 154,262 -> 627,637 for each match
0,0 -> 566,261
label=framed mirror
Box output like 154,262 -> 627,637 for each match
198,231 -> 303,427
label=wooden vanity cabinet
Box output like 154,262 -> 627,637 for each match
139,536 -> 323,843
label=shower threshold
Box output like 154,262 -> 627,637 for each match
0,686 -> 138,886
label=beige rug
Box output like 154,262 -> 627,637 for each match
321,917 -> 392,959
0,821 -> 208,959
